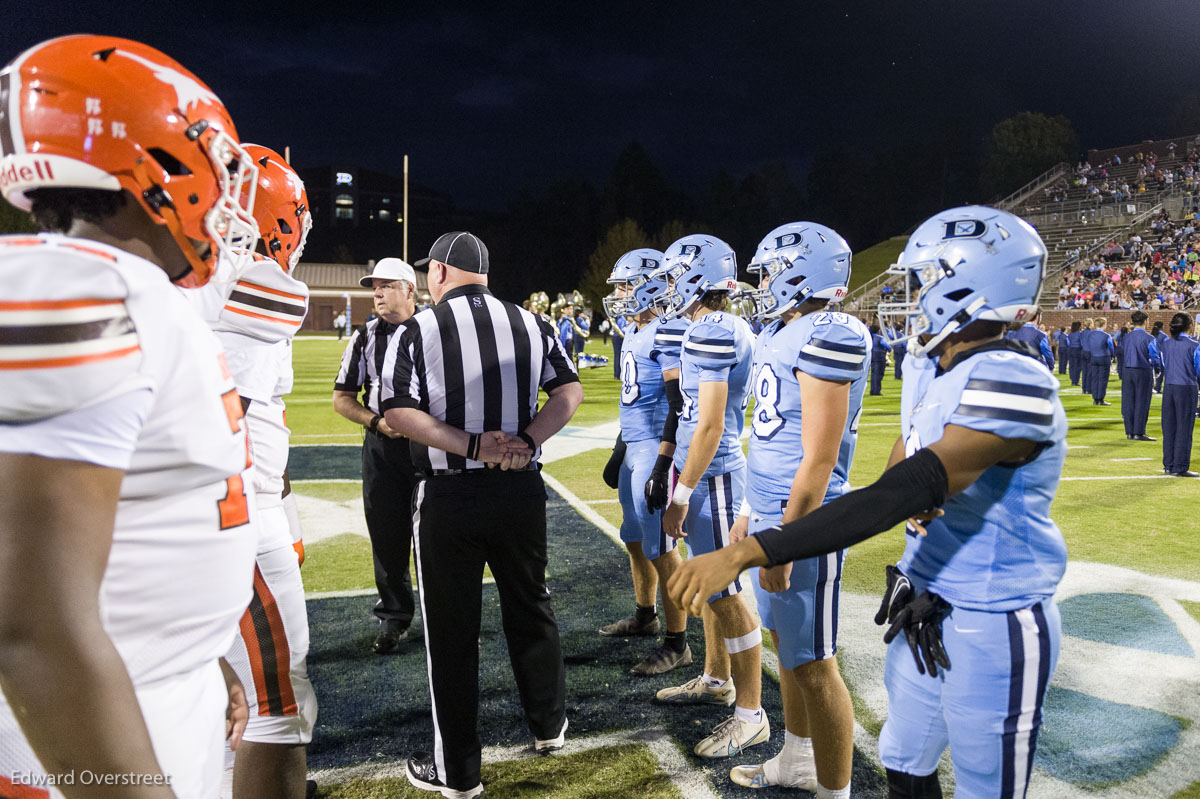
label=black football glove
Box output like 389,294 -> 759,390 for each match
602,434 -> 626,489
644,453 -> 674,512
874,564 -> 914,626
883,591 -> 952,677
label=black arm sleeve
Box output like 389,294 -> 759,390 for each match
660,378 -> 683,445
754,448 -> 949,567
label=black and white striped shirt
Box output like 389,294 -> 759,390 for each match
334,318 -> 399,414
380,284 -> 579,471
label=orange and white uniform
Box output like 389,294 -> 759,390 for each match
183,252 -> 316,751
0,235 -> 257,798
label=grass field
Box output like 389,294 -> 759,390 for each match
287,335 -> 1200,798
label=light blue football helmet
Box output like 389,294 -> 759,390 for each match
745,222 -> 852,320
878,205 -> 1047,357
603,248 -> 663,317
652,234 -> 738,319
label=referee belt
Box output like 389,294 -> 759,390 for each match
422,464 -> 540,477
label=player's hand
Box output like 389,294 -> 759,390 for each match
603,435 -> 626,489
662,501 -> 686,539
874,564 -> 913,625
668,550 -> 738,616
220,658 -> 249,750
883,591 -> 952,677
906,508 -> 944,537
644,455 -> 673,511
729,514 -> 749,545
759,562 -> 791,593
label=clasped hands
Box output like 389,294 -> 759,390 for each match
476,430 -> 534,470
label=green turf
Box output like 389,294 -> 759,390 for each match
1174,780 -> 1200,799
1182,601 -> 1200,627
315,744 -> 683,799
292,481 -> 363,503
304,534 -> 376,594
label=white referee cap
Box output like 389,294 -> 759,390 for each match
360,258 -> 416,287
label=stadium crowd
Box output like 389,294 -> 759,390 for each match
1055,212 -> 1200,310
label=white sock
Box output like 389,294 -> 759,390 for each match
781,731 -> 814,771
816,782 -> 851,799
702,672 -> 729,689
734,705 -> 764,725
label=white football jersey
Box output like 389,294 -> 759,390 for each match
0,233 -> 256,687
182,254 -> 308,517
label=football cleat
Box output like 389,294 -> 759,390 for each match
693,712 -> 770,759
654,674 -> 735,706
599,613 -> 660,637
730,752 -> 817,790
631,643 -> 692,676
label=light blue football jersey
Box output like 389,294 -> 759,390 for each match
674,311 -> 755,479
618,316 -> 688,443
900,343 -> 937,432
746,311 -> 870,509
898,346 -> 1069,611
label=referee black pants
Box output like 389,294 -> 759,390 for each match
412,469 -> 566,792
362,430 -> 417,631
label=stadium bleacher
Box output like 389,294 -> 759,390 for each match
842,135 -> 1200,316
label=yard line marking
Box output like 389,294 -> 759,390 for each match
543,472 -> 624,549
1111,457 -> 1155,462
306,727 -> 720,799
1060,475 -> 1175,481
292,433 -> 361,439
291,478 -> 362,484
306,580 -> 495,602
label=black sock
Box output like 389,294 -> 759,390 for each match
635,604 -> 657,625
664,630 -> 687,653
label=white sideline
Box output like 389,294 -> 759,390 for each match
306,727 -> 720,799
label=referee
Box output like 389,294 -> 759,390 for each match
382,232 -> 583,799
333,258 -> 419,654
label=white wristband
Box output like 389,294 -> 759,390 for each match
671,481 -> 695,507
738,499 -> 751,518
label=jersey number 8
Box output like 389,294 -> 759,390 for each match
751,363 -> 784,440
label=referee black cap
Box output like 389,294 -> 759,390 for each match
414,231 -> 489,274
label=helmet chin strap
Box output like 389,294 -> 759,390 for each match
913,297 -> 987,358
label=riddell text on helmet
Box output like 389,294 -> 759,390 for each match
0,158 -> 56,192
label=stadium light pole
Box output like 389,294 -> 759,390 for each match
403,154 -> 409,262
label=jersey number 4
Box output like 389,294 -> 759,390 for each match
218,387 -> 251,530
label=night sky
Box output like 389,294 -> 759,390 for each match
5,0 -> 1200,212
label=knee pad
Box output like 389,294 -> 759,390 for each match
886,768 -> 942,799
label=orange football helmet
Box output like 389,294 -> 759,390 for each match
245,144 -> 311,272
0,35 -> 258,286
